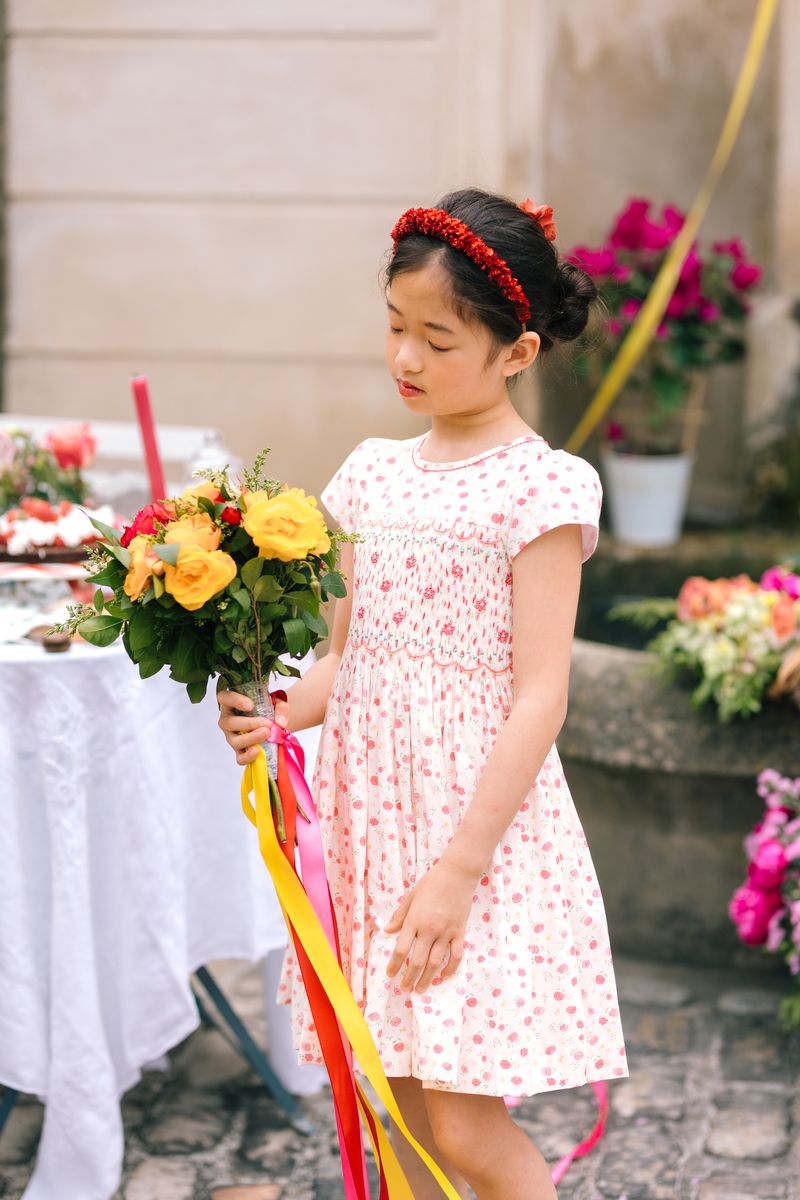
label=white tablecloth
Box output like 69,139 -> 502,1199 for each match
0,640 -> 318,1200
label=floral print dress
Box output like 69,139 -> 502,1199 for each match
278,432 -> 629,1096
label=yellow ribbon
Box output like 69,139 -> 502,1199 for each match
242,749 -> 461,1200
565,0 -> 781,454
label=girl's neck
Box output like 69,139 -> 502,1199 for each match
425,408 -> 535,459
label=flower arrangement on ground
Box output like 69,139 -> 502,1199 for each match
610,563 -> 800,722
566,197 -> 761,454
55,450 -> 353,702
730,769 -> 800,1029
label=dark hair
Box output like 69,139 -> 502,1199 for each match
384,186 -> 597,357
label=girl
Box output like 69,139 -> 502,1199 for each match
218,187 -> 628,1199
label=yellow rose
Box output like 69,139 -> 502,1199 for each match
180,480 -> 220,510
243,487 -> 331,562
163,512 -> 221,551
123,534 -> 164,602
163,545 -> 237,611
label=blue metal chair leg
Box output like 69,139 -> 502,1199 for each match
0,1087 -> 19,1138
192,966 -> 313,1136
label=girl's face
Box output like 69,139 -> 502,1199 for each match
384,263 -> 538,418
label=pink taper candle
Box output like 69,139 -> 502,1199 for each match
130,375 -> 166,502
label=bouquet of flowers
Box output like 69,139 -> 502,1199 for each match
0,422 -> 96,511
730,769 -> 800,1029
566,198 -> 761,454
55,450 -> 352,703
610,563 -> 800,722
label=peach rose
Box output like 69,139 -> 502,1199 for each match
163,545 -> 237,611
123,534 -> 165,602
771,593 -> 798,641
243,487 -> 330,562
163,512 -> 221,551
180,481 -> 220,510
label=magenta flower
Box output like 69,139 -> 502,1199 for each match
641,220 -> 674,251
748,838 -> 788,890
655,322 -> 669,340
782,574 -> 800,600
606,421 -> 626,443
608,199 -> 651,250
568,245 -> 617,277
761,566 -> 786,592
607,318 -> 623,337
731,261 -> 762,291
698,299 -> 721,323
713,237 -> 746,260
766,907 -> 787,952
621,298 -> 642,322
729,883 -> 783,945
612,264 -> 632,283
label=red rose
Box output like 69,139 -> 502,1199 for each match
45,422 -> 96,470
220,506 -> 241,525
120,500 -> 174,548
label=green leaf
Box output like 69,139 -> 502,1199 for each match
197,496 -> 217,517
129,610 -> 157,657
241,557 -> 265,589
287,589 -> 320,615
85,561 -> 124,587
213,624 -> 233,653
300,609 -> 328,637
273,659 -> 301,678
79,614 -> 124,647
93,588 -> 105,613
88,514 -> 122,545
152,542 -> 181,567
138,657 -> 163,679
232,588 -> 251,613
187,679 -> 209,703
282,616 -> 308,657
321,572 -> 347,598
253,574 -> 283,602
231,645 -> 248,663
226,527 -> 251,553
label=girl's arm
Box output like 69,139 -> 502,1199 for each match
217,540 -> 354,764
386,523 -> 584,991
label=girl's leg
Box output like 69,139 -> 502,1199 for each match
424,1090 -> 557,1200
388,1076 -> 469,1200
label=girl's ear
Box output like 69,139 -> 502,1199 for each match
502,331 -> 541,379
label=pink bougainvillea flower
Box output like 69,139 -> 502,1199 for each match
606,421 -> 626,443
731,261 -> 762,291
698,299 -> 721,323
713,237 -> 746,260
567,245 -> 616,277
612,264 -> 632,283
607,318 -> 623,337
655,322 -> 669,340
766,907 -> 787,953
609,199 -> 650,250
729,883 -> 783,946
621,298 -> 642,322
641,220 -> 673,251
747,838 -> 788,890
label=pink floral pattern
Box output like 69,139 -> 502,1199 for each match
278,433 -> 628,1096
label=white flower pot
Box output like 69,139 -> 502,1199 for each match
600,449 -> 695,548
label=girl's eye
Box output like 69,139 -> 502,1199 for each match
429,343 -> 451,353
389,326 -> 403,334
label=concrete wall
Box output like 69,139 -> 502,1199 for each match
3,1 -> 797,505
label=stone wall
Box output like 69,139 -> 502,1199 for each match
3,1 -> 797,504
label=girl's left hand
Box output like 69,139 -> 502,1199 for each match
384,859 -> 477,992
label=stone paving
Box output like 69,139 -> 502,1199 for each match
2,956 -> 799,1200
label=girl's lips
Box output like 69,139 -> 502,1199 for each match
397,379 -> 423,398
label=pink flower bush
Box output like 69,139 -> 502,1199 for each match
564,197 -> 761,454
731,770 -> 800,1022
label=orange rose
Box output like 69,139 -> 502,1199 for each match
771,594 -> 798,641
676,576 -> 713,620
180,481 -> 220,510
123,534 -> 164,602
163,512 -> 221,551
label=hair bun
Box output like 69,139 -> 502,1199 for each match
548,261 -> 598,343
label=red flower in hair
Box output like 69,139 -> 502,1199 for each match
519,199 -> 557,242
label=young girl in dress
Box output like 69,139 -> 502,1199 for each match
218,187 -> 628,1200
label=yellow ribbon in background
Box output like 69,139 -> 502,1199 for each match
242,749 -> 462,1200
565,0 -> 781,454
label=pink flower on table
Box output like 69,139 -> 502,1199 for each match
729,883 -> 783,945
621,298 -> 642,322
747,838 -> 788,890
45,421 -> 96,469
731,262 -> 761,291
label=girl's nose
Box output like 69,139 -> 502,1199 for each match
394,339 -> 423,377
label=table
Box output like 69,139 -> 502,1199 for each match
0,639 -> 319,1200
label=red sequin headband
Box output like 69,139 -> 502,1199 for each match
390,207 -> 532,325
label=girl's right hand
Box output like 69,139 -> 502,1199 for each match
216,689 -> 290,766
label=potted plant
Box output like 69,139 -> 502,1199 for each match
567,198 -> 761,547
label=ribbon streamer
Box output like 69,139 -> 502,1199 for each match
565,0 -> 781,454
243,729 -> 611,1194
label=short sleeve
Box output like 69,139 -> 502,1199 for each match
319,440 -> 369,535
505,448 -> 603,564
